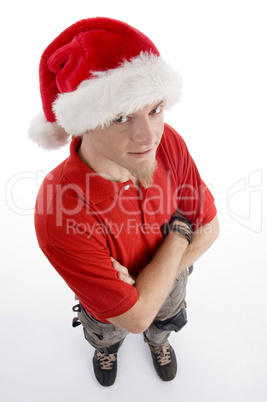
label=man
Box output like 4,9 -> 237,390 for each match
29,17 -> 219,387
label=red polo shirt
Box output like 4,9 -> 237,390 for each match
35,123 -> 217,322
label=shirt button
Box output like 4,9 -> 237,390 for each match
124,185 -> 130,190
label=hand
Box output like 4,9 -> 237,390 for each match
111,257 -> 136,286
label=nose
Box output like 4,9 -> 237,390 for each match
131,117 -> 156,145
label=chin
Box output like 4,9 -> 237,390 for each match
129,160 -> 157,188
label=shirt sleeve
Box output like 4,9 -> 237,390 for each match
164,125 -> 217,230
36,209 -> 138,323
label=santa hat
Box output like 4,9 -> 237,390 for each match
29,17 -> 182,150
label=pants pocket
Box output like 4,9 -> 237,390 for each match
78,307 -> 129,349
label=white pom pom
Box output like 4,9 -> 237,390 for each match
28,112 -> 70,150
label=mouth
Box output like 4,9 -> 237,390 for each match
128,148 -> 153,158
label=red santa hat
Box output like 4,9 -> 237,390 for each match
29,17 -> 182,150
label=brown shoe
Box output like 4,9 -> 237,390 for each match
148,340 -> 177,381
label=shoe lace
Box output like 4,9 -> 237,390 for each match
154,341 -> 171,366
95,351 -> 117,370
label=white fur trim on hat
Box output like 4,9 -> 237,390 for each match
28,112 -> 70,150
53,52 -> 183,136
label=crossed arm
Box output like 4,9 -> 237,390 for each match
108,214 -> 220,334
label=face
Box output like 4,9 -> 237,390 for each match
81,101 -> 165,187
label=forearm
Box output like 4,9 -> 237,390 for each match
108,232 -> 188,333
109,215 -> 219,333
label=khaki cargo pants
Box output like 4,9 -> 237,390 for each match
78,269 -> 189,351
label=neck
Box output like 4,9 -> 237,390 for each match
78,136 -> 136,184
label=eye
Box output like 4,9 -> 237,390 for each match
150,105 -> 163,115
113,115 -> 130,124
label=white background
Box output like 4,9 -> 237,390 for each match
1,0 -> 267,401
